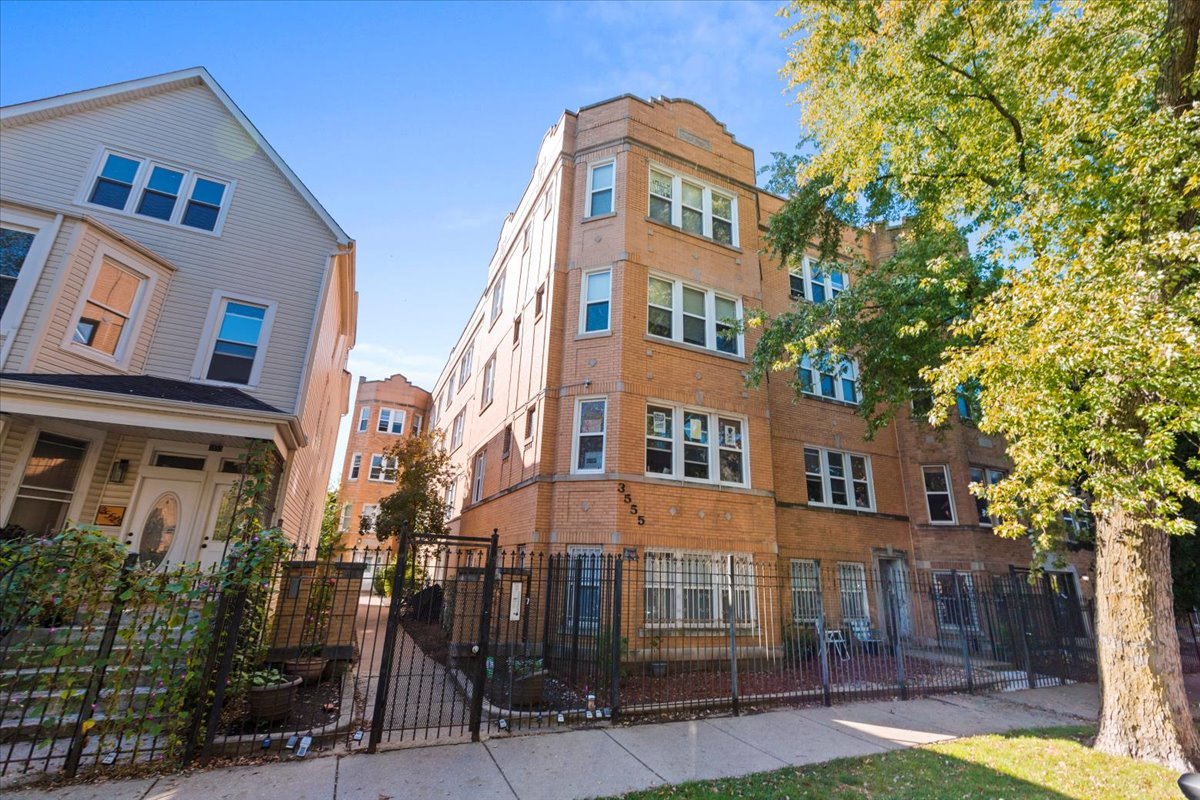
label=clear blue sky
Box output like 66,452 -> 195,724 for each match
1,0 -> 804,482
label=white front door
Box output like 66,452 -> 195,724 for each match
197,476 -> 241,571
129,475 -> 204,566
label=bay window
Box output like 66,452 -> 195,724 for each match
580,268 -> 611,333
804,447 -> 873,511
644,551 -> 755,626
646,166 -> 738,246
586,160 -> 614,217
645,274 -> 743,357
798,353 -> 859,404
645,403 -> 748,488
789,256 -> 848,304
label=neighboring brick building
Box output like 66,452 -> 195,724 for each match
424,96 -> 1094,645
337,373 -> 431,548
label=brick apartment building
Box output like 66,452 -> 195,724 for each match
417,95 -> 1093,634
337,373 -> 432,548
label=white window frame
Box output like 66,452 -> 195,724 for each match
922,465 -> 957,525
450,410 -> 465,451
378,407 -> 407,435
643,402 -> 749,488
1,421 -> 106,531
646,164 -> 738,247
190,290 -> 277,388
357,407 -> 370,432
968,466 -> 1005,526
339,503 -> 353,532
459,340 -> 474,384
570,396 -> 607,474
645,273 -> 743,357
481,354 -> 496,409
490,272 -> 506,325
361,503 -> 379,531
643,551 -> 756,628
443,481 -> 457,520
78,147 -> 235,236
790,559 -> 822,624
788,256 -> 848,304
471,449 -> 487,503
931,571 -> 980,631
412,414 -> 424,435
804,446 -> 875,511
348,453 -> 362,480
368,454 -> 398,483
579,267 -> 612,335
1,205 -> 61,366
60,241 -> 159,370
836,562 -> 870,624
798,353 -> 860,404
585,158 -> 615,218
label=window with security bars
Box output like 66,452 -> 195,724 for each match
837,562 -> 870,624
932,571 -> 979,630
790,559 -> 822,623
565,547 -> 602,628
643,551 -> 755,625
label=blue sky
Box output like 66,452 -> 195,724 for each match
1,0 -> 804,481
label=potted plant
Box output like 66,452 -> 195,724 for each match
647,636 -> 667,678
507,656 -> 546,707
246,667 -> 301,722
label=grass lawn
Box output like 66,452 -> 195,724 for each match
612,726 -> 1180,800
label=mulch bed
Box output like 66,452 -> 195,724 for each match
218,677 -> 344,736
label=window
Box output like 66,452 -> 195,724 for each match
646,166 -> 738,246
911,389 -> 934,418
798,354 -> 859,404
361,504 -> 379,531
789,256 -> 847,304
6,432 -> 89,535
378,408 -> 406,434
490,273 -> 506,324
968,466 -> 1005,525
85,151 -> 231,233
481,356 -> 496,408
644,404 -> 747,487
586,160 -> 614,217
790,560 -> 822,623
348,453 -> 362,480
471,450 -> 487,503
357,407 -> 370,432
804,447 -> 873,510
535,284 -> 545,318
932,572 -> 979,630
644,551 -> 755,625
580,268 -> 611,333
522,224 -> 531,252
645,275 -> 743,356
199,296 -> 273,385
368,454 -> 397,482
71,257 -> 144,358
1,207 -> 58,363
512,314 -> 521,346
446,372 -> 455,403
1,227 -> 36,319
565,546 -> 602,629
412,414 -> 423,435
501,424 -> 513,459
524,405 -> 536,440
152,452 -> 206,470
837,563 -> 869,624
956,383 -> 981,422
443,481 -> 457,520
450,411 -> 465,450
459,340 -> 474,385
573,398 -> 607,472
1062,487 -> 1094,543
544,177 -> 555,217
339,503 -> 353,532
922,465 -> 956,524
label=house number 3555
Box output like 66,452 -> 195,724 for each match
616,483 -> 646,525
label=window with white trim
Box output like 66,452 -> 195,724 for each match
459,340 -> 474,385
804,447 -> 874,510
798,354 -> 859,404
85,151 -> 232,233
790,559 -> 822,623
580,268 -> 611,333
968,466 -> 1005,525
481,355 -> 496,409
357,407 -> 370,432
6,432 -> 89,535
490,271 -> 505,324
348,453 -> 362,480
1062,486 -> 1094,543
647,166 -> 738,246
443,481 -> 457,520
361,504 -> 379,531
69,256 -> 146,362
378,408 -> 406,434
643,551 -> 755,626
572,397 -> 607,473
789,256 -> 847,304
412,414 -> 423,435
646,275 -> 742,356
932,571 -> 979,630
586,160 -> 614,217
471,450 -> 487,503
339,503 -> 353,532
199,296 -> 273,385
2,207 -> 58,345
565,546 -> 602,629
645,403 -> 747,487
446,373 -> 455,404
922,465 -> 956,524
837,562 -> 869,624
450,410 -> 465,450
368,454 -> 397,482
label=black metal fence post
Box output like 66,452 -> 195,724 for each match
816,611 -> 832,707
727,557 -> 740,716
368,531 -> 409,753
63,554 -> 137,778
890,587 -> 908,700
609,558 -> 623,721
568,556 -> 583,684
468,531 -> 499,742
199,584 -> 250,762
952,571 -> 974,694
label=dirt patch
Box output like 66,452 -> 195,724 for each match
217,677 -> 344,736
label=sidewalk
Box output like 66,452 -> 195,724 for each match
11,684 -> 1104,800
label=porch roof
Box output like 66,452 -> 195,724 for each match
1,373 -> 284,413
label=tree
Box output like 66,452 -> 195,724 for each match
364,431 -> 456,542
756,1 -> 1200,770
317,489 -> 341,560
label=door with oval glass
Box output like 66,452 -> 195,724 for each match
129,476 -> 203,566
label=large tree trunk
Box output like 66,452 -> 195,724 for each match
1093,505 -> 1199,771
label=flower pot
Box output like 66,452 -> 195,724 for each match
649,661 -> 667,678
509,669 -> 546,708
247,675 -> 301,722
284,656 -> 328,685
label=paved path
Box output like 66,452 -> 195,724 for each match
8,683 -> 1121,800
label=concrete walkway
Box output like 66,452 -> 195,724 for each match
10,684 -> 1106,800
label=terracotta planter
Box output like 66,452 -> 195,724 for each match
247,675 -> 301,722
284,656 -> 328,685
509,670 -> 546,708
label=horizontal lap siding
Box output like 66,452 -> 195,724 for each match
0,84 -> 339,412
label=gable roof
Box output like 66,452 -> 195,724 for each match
0,67 -> 350,245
